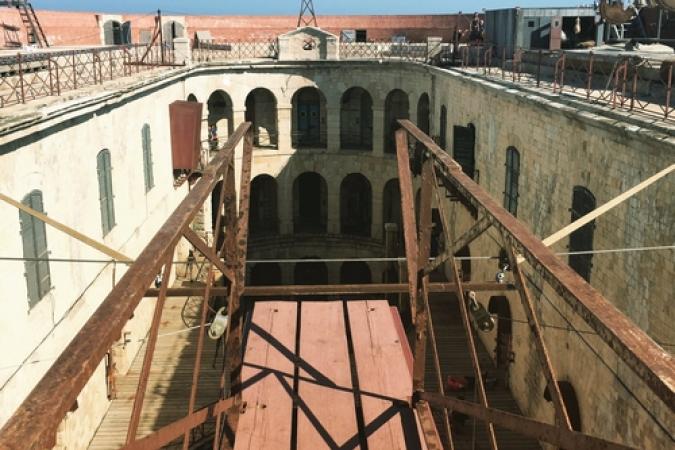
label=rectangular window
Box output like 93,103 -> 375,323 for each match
504,147 -> 520,216
20,190 -> 51,308
355,29 -> 367,43
142,125 -> 155,192
97,149 -> 116,235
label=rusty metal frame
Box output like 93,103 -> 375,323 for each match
398,119 -> 674,411
0,123 -> 252,449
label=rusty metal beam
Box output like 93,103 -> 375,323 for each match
183,226 -> 234,284
217,129 -> 254,449
418,392 -> 638,450
126,256 -> 173,443
144,282 -> 516,297
416,401 -> 445,450
0,123 -> 251,450
122,397 -> 238,450
398,119 -> 675,410
419,158 -> 454,449
395,128 -> 419,326
504,242 -> 571,429
424,214 -> 492,275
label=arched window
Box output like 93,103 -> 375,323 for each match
453,123 -> 476,179
439,105 -> 448,150
97,149 -> 116,236
249,263 -> 282,286
384,89 -> 409,154
544,381 -> 582,432
504,147 -> 520,216
293,172 -> 327,233
340,87 -> 373,150
250,175 -> 278,236
340,262 -> 372,284
162,21 -> 184,49
340,174 -> 372,237
245,88 -> 278,149
417,93 -> 430,135
141,124 -> 154,192
292,87 -> 327,148
207,90 -> 234,149
294,258 -> 328,285
383,178 -> 403,248
569,187 -> 596,282
187,94 -> 198,102
20,190 -> 51,308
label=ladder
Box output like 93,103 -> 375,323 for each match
1,0 -> 49,47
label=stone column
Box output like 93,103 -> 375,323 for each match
277,104 -> 293,152
173,37 -> 191,66
278,171 -> 293,235
326,106 -> 340,153
372,106 -> 385,156
327,176 -> 340,235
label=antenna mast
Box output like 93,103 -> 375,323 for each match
297,0 -> 318,27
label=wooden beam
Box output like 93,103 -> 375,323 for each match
0,192 -> 131,263
542,164 -> 674,248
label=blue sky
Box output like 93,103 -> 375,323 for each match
34,1 -> 589,15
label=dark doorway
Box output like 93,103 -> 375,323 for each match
245,88 -> 278,148
293,172 -> 327,233
488,296 -> 512,371
293,87 -> 326,148
384,89 -> 409,154
417,93 -> 430,135
340,174 -> 372,237
249,263 -> 282,286
439,105 -> 447,150
294,259 -> 329,285
545,381 -> 582,432
340,87 -> 373,150
569,186 -> 596,282
453,123 -> 476,179
211,180 -> 225,249
249,175 -> 278,236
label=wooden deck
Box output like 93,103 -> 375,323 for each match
88,296 -> 222,449
235,299 -> 428,450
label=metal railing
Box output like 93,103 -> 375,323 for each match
0,44 -> 177,109
458,44 -> 674,121
192,39 -> 278,62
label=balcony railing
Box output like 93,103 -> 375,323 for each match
457,45 -> 674,121
0,44 -> 178,109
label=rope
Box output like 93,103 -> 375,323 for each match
0,245 -> 672,264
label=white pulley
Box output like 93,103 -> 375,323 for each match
208,307 -> 229,340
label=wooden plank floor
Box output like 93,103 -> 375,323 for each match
234,299 -> 429,450
424,291 -> 542,450
88,296 -> 222,449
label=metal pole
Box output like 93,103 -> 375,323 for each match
158,9 -> 165,64
665,64 -> 672,120
17,53 -> 25,103
47,54 -> 54,96
536,49 -> 542,88
72,50 -> 77,90
587,53 -> 594,100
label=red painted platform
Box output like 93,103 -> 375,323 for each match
234,299 -> 430,450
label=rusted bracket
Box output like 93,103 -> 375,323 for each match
503,240 -> 572,430
183,226 -> 235,284
418,391 -> 638,450
424,214 -> 492,276
395,129 -> 420,328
